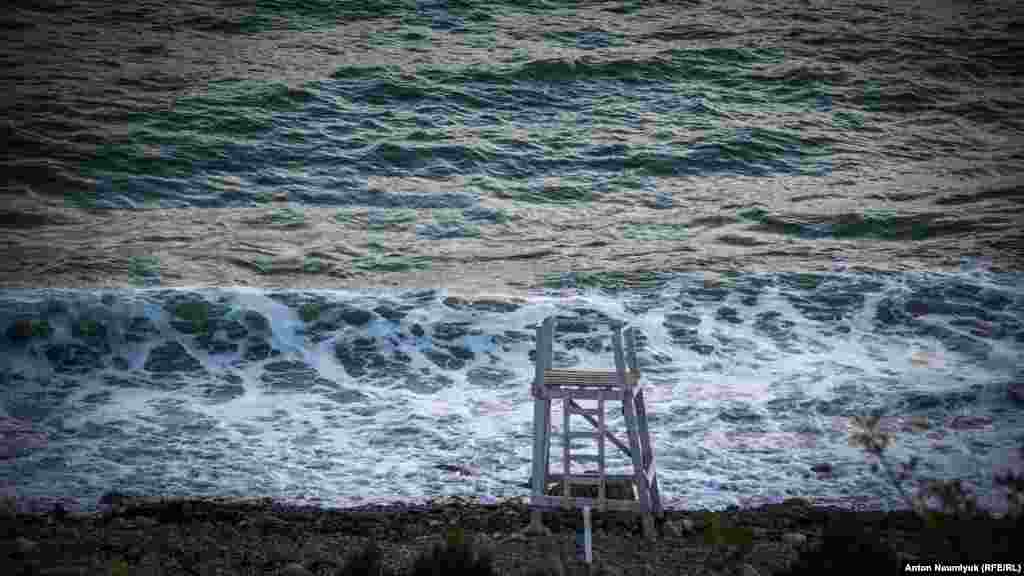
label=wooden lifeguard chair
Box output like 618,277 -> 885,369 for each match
527,316 -> 663,540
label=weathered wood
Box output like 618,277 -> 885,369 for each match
529,317 -> 555,534
547,473 -> 636,485
529,315 -> 662,538
562,396 -> 570,509
598,397 -> 606,506
542,386 -> 639,401
542,369 -> 640,388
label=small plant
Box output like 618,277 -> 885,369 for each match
699,512 -> 756,573
782,412 -> 1024,574
109,558 -> 130,576
409,526 -> 495,576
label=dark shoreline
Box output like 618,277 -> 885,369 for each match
3,493 -> 1021,575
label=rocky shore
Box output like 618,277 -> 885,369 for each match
4,494 -> 1019,576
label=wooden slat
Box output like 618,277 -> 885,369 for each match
566,399 -> 600,416
543,369 -> 639,388
544,386 -> 639,402
644,451 -> 656,482
566,431 -> 601,440
531,494 -> 641,513
548,473 -> 636,485
562,397 -> 570,506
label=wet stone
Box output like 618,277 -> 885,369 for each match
753,311 -> 796,340
396,372 -> 453,394
664,324 -> 699,344
432,322 -> 472,341
444,344 -> 475,361
563,336 -> 605,353
904,298 -> 995,322
220,319 -> 248,340
424,349 -> 466,370
324,388 -> 369,404
5,318 -> 50,342
1008,382 -> 1024,405
242,310 -> 270,333
917,324 -> 991,360
45,343 -> 105,374
261,361 -> 320,391
373,303 -> 407,322
81,391 -> 113,407
527,348 -> 579,367
685,285 -> 730,302
144,341 -> 203,373
196,336 -> 238,354
335,336 -> 412,378
567,307 -> 614,325
718,402 -> 763,423
444,297 -> 521,314
5,319 -> 32,341
875,298 -> 913,327
785,295 -> 847,323
335,337 -> 375,377
553,319 -> 592,333
244,338 -> 271,361
466,365 -> 517,388
716,306 -> 743,324
339,306 -> 373,326
665,313 -> 701,327
70,318 -> 110,353
125,316 -> 159,342
498,330 -> 532,343
690,343 -> 715,355
200,382 -> 246,404
977,289 -> 1012,311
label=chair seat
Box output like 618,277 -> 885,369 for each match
543,368 -> 640,388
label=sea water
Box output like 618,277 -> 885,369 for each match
0,272 -> 1021,514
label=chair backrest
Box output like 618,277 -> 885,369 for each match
533,316 -> 639,395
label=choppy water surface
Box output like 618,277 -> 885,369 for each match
1,0 -> 1022,514
1,273 -> 1022,514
